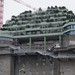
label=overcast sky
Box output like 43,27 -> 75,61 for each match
3,0 -> 75,23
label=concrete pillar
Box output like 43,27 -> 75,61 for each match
29,37 -> 32,49
10,55 -> 15,75
59,35 -> 62,47
0,55 -> 14,75
44,36 -> 46,50
53,59 -> 60,75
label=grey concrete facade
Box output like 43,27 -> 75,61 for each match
0,46 -> 75,75
15,55 -> 53,75
59,59 -> 75,75
0,55 -> 11,75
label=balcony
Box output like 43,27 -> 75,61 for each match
0,31 -> 13,38
13,32 -> 62,38
25,27 -> 40,31
1,26 -> 63,38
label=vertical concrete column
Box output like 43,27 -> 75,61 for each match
10,56 -> 15,75
44,36 -> 46,50
0,55 -> 13,75
53,59 -> 60,75
29,37 -> 32,49
59,35 -> 62,47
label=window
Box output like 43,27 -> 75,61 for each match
70,31 -> 75,35
71,24 -> 75,29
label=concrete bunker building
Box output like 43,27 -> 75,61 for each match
0,6 -> 75,75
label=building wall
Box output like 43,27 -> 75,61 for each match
11,55 -> 15,75
0,55 -> 12,75
15,55 -> 54,75
0,53 -> 75,75
0,46 -> 14,75
0,46 -> 75,75
59,59 -> 75,75
53,59 -> 60,75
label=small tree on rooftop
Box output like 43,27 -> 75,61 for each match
29,10 -> 32,13
39,7 -> 42,11
55,6 -> 58,8
59,6 -> 62,9
67,11 -> 73,14
47,6 -> 50,10
50,19 -> 54,22
62,6 -> 66,9
63,10 -> 67,13
54,10 -> 59,13
51,6 -> 54,9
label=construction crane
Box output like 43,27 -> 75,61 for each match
13,0 -> 36,10
0,0 -> 37,28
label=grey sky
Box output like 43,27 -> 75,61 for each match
3,0 -> 75,23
